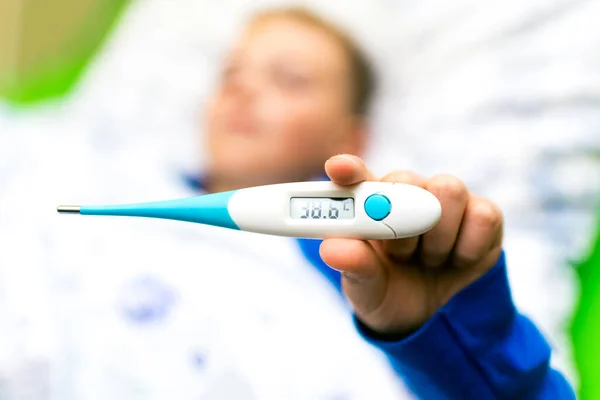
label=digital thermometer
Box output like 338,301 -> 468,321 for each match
57,181 -> 441,240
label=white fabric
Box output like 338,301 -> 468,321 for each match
1,131 -> 410,399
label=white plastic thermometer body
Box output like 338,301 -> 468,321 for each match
228,181 -> 441,239
58,181 -> 442,240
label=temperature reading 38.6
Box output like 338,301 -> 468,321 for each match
290,198 -> 354,220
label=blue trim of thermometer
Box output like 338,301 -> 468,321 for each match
57,181 -> 442,240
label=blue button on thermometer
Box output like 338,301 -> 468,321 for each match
364,194 -> 392,221
57,181 -> 441,240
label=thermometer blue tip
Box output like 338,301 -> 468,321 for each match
64,191 -> 241,230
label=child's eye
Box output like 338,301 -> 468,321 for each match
221,64 -> 240,83
272,69 -> 310,91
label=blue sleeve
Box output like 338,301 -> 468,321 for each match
354,252 -> 576,399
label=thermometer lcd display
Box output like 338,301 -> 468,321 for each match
290,198 -> 354,219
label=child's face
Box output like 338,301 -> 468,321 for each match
205,16 -> 363,189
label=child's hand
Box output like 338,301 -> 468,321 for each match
322,154 -> 503,336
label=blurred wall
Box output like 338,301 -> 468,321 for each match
0,0 -> 127,104
0,0 -> 20,84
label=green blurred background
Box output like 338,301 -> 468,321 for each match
571,211 -> 600,399
0,0 -> 128,105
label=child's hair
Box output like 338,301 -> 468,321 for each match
249,6 -> 377,116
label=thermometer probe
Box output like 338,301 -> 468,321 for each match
57,181 -> 441,240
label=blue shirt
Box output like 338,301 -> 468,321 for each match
186,175 -> 576,399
